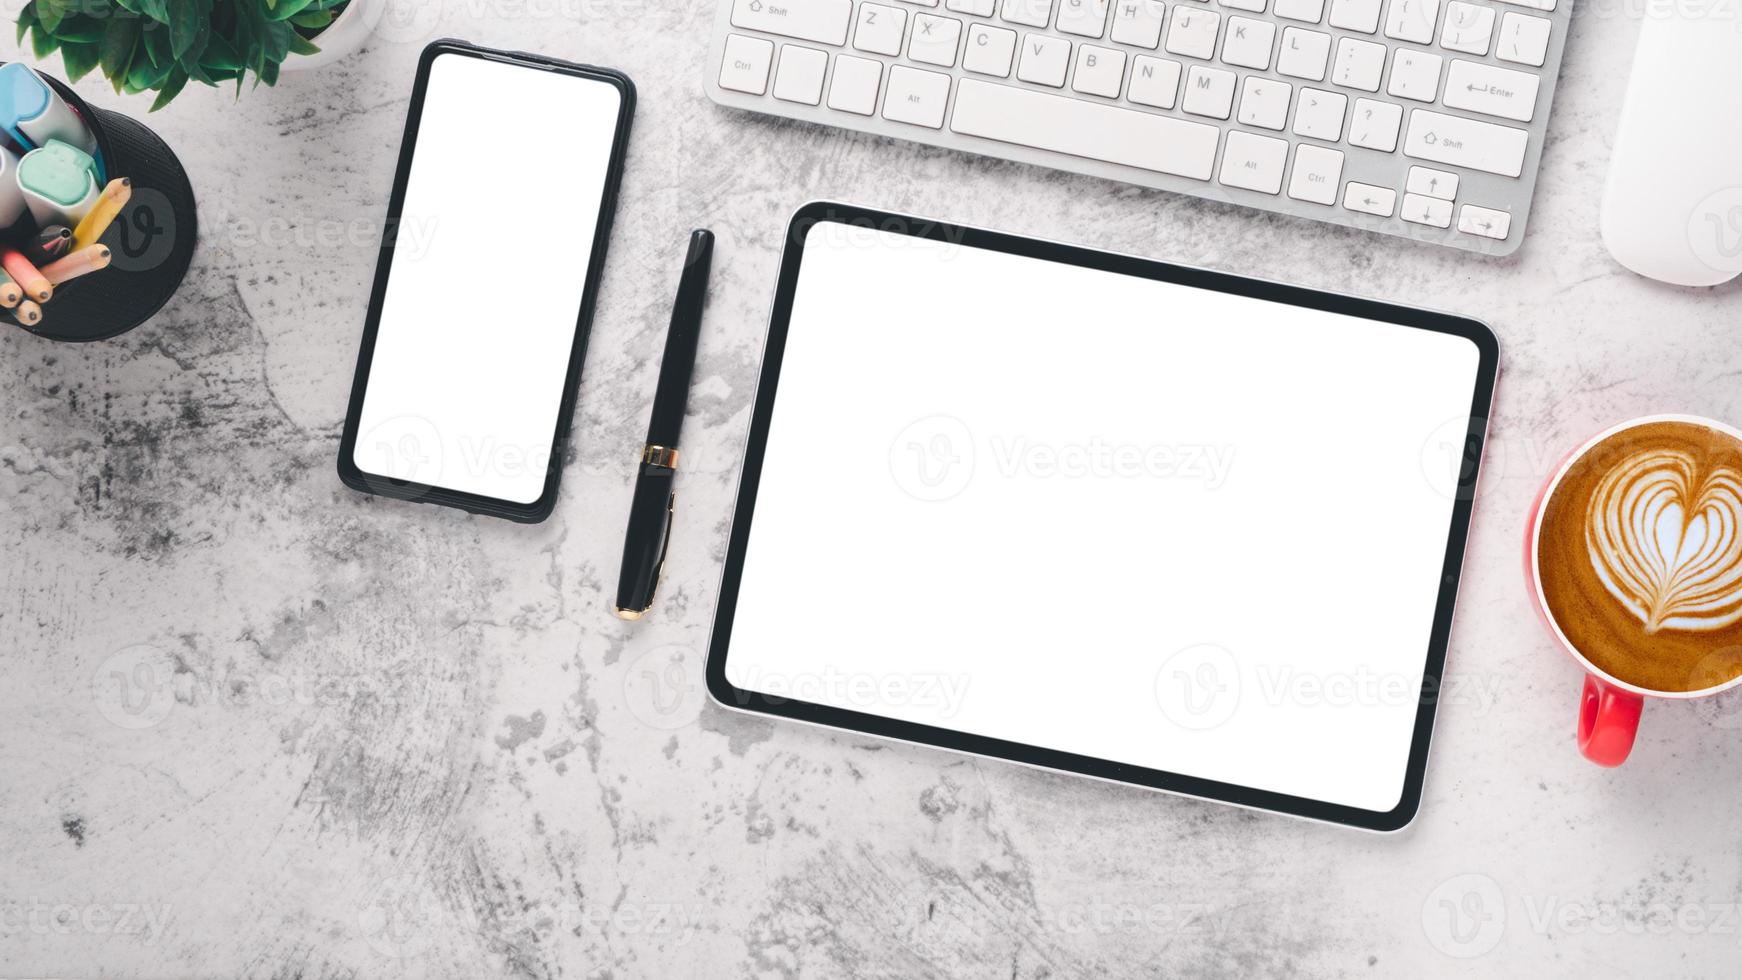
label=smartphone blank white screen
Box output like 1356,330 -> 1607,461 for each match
353,52 -> 620,505
724,224 -> 1483,815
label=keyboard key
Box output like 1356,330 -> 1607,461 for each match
1274,0 -> 1325,20
1443,59 -> 1540,122
731,0 -> 852,45
1073,44 -> 1127,96
774,44 -> 829,103
1221,0 -> 1268,11
827,54 -> 884,112
1343,181 -> 1396,216
1111,0 -> 1167,47
720,34 -> 775,94
1276,27 -> 1330,80
1349,97 -> 1402,150
1236,76 -> 1291,129
1458,204 -> 1512,239
1386,49 -> 1441,102
1406,165 -> 1457,198
1440,1 -> 1493,55
1382,0 -> 1439,43
1327,0 -> 1380,32
906,0 -> 941,6
883,65 -> 953,126
1018,32 -> 1073,84
948,0 -> 997,11
1332,37 -> 1385,91
1496,0 -> 1552,10
1221,16 -> 1276,69
964,23 -> 1018,74
1182,64 -> 1236,117
1164,7 -> 1221,58
1403,109 -> 1529,176
1128,55 -> 1183,106
1001,0 -> 1054,26
854,3 -> 908,54
1288,144 -> 1344,203
910,13 -> 965,65
1057,0 -> 1111,36
1292,87 -> 1345,140
950,76 -> 1222,178
1219,131 -> 1289,193
1497,12 -> 1550,67
1402,192 -> 1452,227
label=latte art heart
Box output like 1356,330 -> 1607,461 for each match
1585,450 -> 1742,634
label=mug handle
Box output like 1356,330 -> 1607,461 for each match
1578,675 -> 1643,767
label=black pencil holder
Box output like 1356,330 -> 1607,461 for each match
6,66 -> 197,343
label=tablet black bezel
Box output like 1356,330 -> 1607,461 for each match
337,40 -> 634,523
706,202 -> 1499,832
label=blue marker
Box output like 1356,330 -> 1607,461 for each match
0,63 -> 102,177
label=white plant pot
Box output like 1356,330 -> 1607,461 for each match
281,0 -> 388,72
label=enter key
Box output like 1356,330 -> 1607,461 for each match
1442,59 -> 1541,123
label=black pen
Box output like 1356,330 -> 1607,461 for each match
615,229 -> 714,620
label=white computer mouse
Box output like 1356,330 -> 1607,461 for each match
1599,17 -> 1742,288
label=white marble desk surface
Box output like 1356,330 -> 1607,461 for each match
4,3 -> 1741,978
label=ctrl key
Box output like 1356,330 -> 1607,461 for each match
720,34 -> 775,95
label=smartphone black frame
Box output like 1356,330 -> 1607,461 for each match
706,202 -> 1500,833
337,40 -> 634,523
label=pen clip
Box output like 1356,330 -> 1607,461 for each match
647,490 -> 676,608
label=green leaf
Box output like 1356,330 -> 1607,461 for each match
199,31 -> 241,70
149,65 -> 187,110
268,0 -> 315,19
99,15 -> 141,92
35,0 -> 75,34
166,0 -> 200,57
16,3 -> 35,45
30,23 -> 57,58
60,41 -> 101,82
141,21 -> 169,67
288,32 -> 317,55
290,9 -> 332,28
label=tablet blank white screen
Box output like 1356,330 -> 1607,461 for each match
724,224 -> 1482,814
352,53 -> 619,504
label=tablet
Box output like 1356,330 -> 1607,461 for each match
707,203 -> 1498,831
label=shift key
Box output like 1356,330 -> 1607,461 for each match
731,0 -> 852,45
1403,109 -> 1529,178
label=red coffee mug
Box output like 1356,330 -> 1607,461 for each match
1525,414 -> 1742,766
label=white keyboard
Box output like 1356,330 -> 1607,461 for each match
705,0 -> 1571,255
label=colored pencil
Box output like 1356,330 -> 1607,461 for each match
9,299 -> 41,326
0,269 -> 21,308
71,177 -> 129,251
1,248 -> 50,301
42,244 -> 110,285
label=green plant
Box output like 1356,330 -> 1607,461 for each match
17,0 -> 350,110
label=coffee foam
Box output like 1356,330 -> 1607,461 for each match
1585,449 -> 1742,634
1538,420 -> 1742,694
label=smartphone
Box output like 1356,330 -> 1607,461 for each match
338,41 -> 634,523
